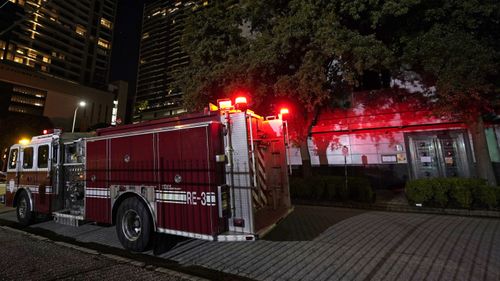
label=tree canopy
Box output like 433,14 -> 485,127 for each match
176,0 -> 500,182
177,0 -> 499,117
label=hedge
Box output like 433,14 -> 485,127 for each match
289,175 -> 374,203
405,177 -> 498,209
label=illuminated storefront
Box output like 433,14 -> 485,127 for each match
288,92 -> 499,188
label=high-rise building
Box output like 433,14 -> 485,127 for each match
134,0 -> 208,122
0,0 -> 117,89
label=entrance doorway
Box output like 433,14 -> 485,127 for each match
406,130 -> 472,179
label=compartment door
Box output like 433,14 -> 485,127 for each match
85,139 -> 110,223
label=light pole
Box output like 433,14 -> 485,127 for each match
71,101 -> 86,133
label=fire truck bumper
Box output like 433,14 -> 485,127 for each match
216,232 -> 256,242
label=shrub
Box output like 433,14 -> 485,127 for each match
310,177 -> 326,200
323,177 -> 339,201
431,178 -> 450,207
405,179 -> 433,205
348,177 -> 374,203
472,184 -> 497,209
405,177 -> 498,209
289,177 -> 310,199
450,185 -> 472,209
289,175 -> 373,203
323,176 -> 348,201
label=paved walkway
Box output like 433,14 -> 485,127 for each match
1,206 -> 499,281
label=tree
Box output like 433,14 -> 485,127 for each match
176,0 -> 500,184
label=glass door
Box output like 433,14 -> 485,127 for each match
407,130 -> 471,179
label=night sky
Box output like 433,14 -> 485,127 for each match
109,0 -> 147,122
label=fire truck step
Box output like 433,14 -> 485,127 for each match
53,212 -> 84,227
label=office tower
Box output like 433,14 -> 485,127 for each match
0,0 -> 117,89
134,1 -> 208,121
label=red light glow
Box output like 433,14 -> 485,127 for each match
235,96 -> 247,104
43,129 -> 49,135
280,108 -> 289,115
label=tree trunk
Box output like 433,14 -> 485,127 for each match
299,140 -> 312,177
468,115 -> 497,186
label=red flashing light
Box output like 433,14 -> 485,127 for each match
280,108 -> 289,115
218,99 -> 232,110
234,96 -> 248,111
235,96 -> 247,105
42,128 -> 62,135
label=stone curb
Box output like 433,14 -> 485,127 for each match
0,226 -> 208,281
294,200 -> 500,219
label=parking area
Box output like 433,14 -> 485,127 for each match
0,205 -> 499,281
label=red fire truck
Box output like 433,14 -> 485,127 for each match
3,98 -> 291,251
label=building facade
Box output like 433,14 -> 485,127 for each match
287,92 -> 500,188
134,0 -> 208,122
0,0 -> 117,89
0,62 -> 114,132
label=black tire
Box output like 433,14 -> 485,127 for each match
16,191 -> 34,226
116,197 -> 153,252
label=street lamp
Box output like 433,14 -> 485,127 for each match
71,101 -> 86,133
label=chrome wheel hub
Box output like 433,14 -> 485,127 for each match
18,197 -> 27,218
122,210 -> 141,241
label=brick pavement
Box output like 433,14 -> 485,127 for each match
0,205 -> 499,281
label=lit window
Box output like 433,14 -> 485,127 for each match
100,18 -> 112,29
28,49 -> 36,58
75,25 -> 86,36
142,32 -> 149,40
42,56 -> 51,63
41,65 -> 47,72
14,56 -> 23,64
16,49 -> 24,54
0,40 -> 5,50
97,38 -> 110,49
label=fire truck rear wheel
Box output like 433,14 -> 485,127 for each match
116,197 -> 152,252
16,191 -> 34,226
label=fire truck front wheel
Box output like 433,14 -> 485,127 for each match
116,197 -> 152,252
16,191 -> 34,226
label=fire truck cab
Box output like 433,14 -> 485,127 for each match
3,101 -> 292,251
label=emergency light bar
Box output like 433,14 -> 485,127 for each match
218,99 -> 232,110
280,108 -> 289,115
42,129 -> 62,135
234,96 -> 248,111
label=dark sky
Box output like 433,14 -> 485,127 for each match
110,0 -> 144,82
109,0 -> 147,122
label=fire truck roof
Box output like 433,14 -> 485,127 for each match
96,110 -> 221,136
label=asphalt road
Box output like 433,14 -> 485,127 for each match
0,227 -> 200,281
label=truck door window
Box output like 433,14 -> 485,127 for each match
8,148 -> 18,169
23,147 -> 34,169
38,145 -> 49,168
53,146 -> 58,164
